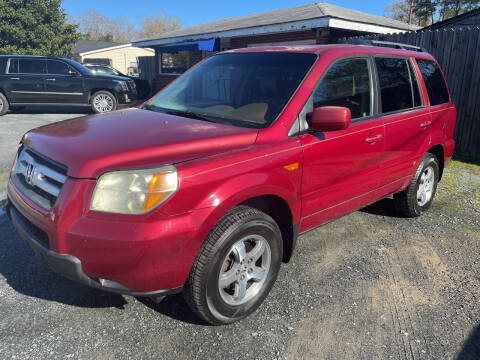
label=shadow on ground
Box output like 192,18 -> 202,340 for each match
138,295 -> 207,326
359,197 -> 401,218
9,106 -> 92,115
457,324 -> 480,360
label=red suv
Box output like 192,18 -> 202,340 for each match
6,44 -> 456,325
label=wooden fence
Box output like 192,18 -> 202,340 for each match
342,27 -> 480,157
138,56 -> 156,95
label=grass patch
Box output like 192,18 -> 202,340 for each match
452,152 -> 480,175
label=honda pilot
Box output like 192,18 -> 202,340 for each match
6,44 -> 456,325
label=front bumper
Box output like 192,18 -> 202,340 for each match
118,91 -> 137,104
6,201 -> 182,298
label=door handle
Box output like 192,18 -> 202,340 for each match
365,134 -> 383,143
46,78 -> 56,81
420,120 -> 432,129
10,77 -> 20,80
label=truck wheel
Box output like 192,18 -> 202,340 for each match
184,205 -> 283,325
0,92 -> 9,116
393,153 -> 439,217
91,91 -> 117,113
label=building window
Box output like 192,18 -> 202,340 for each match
160,52 -> 189,74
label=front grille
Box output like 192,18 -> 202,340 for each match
12,147 -> 68,211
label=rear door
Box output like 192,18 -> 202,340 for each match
45,59 -> 86,104
415,58 -> 454,153
300,56 -> 386,231
6,58 -> 48,104
375,56 -> 431,186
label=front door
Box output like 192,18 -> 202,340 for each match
299,56 -> 385,231
44,59 -> 86,104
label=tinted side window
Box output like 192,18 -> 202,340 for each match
47,60 -> 70,75
17,59 -> 45,74
0,58 -> 7,74
314,58 -> 371,119
416,59 -> 449,106
8,59 -> 19,73
375,57 -> 413,113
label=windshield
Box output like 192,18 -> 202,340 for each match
91,66 -> 123,76
62,58 -> 92,75
145,52 -> 317,128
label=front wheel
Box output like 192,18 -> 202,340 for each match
0,92 -> 9,116
91,91 -> 117,113
184,206 -> 283,325
393,153 -> 440,217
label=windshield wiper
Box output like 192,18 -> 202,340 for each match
163,109 -> 218,123
142,103 -> 162,112
142,105 -> 219,123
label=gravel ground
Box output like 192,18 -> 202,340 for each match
0,111 -> 479,359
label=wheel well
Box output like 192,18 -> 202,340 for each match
89,89 -> 117,103
0,89 -> 9,101
240,195 -> 296,263
427,144 -> 445,180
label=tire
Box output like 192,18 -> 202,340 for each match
184,205 -> 283,325
91,90 -> 117,113
393,153 -> 440,218
0,92 -> 9,116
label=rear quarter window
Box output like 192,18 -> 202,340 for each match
416,59 -> 450,106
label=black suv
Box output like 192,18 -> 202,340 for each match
84,64 -> 151,99
0,55 -> 137,115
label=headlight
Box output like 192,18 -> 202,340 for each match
90,165 -> 178,215
116,80 -> 128,91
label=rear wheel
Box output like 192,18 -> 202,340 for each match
184,206 -> 283,325
393,153 -> 439,217
91,91 -> 117,113
0,92 -> 9,116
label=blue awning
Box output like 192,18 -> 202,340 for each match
156,38 -> 220,53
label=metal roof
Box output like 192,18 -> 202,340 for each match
134,2 -> 420,45
72,40 -> 126,55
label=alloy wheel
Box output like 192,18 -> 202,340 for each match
417,166 -> 435,206
93,94 -> 114,112
218,234 -> 271,306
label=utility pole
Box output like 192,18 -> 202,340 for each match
409,0 -> 415,24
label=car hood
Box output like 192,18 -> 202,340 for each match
23,108 -> 258,178
86,73 -> 130,81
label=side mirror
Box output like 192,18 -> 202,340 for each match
309,106 -> 351,132
68,69 -> 80,77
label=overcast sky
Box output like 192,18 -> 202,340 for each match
63,0 -> 394,27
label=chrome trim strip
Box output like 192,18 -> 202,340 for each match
11,91 -> 83,95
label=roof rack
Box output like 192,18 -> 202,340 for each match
345,39 -> 427,53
